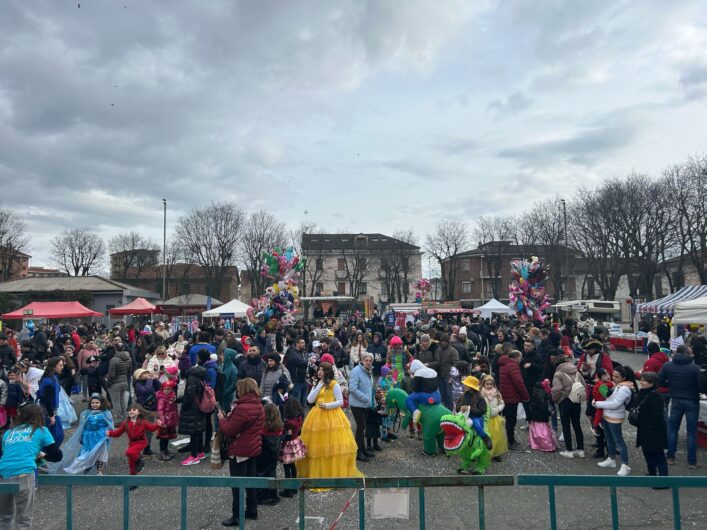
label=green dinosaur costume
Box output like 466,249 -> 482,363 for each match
439,413 -> 491,474
386,388 -> 451,455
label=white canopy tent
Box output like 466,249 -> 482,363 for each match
672,296 -> 707,325
202,298 -> 251,318
476,298 -> 516,319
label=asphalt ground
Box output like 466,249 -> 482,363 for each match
31,349 -> 706,530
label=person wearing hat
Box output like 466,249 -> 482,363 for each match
260,354 -> 291,402
458,376 -> 494,451
155,379 -> 179,461
578,339 -> 613,383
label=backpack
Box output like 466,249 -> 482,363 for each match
198,381 -> 216,413
564,371 -> 587,404
214,369 -> 226,402
626,388 -> 641,427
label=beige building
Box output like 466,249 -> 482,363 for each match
301,233 -> 423,306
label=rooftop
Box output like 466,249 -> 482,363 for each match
302,233 -> 419,252
0,275 -> 159,298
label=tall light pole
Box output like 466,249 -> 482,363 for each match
561,198 -> 568,300
162,199 -> 167,302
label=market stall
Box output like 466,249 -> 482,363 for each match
636,285 -> 707,315
107,297 -> 157,316
1,301 -> 102,320
202,298 -> 251,318
672,296 -> 707,326
476,298 -> 516,320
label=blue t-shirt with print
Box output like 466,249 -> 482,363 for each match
0,425 -> 55,478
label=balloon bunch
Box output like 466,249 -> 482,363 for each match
509,256 -> 551,322
414,278 -> 431,303
246,247 -> 306,332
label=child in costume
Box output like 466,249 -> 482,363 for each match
107,404 -> 161,485
457,376 -> 493,451
56,394 -> 114,474
386,336 -> 412,387
591,368 -> 614,434
366,389 -> 385,451
133,368 -> 161,457
279,398 -> 306,498
271,374 -> 290,419
377,366 -> 397,441
156,379 -> 178,461
527,379 -> 558,452
480,375 -> 507,460
405,359 -> 441,425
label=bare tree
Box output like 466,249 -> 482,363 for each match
472,216 -> 514,300
380,229 -> 419,303
342,245 -> 374,299
0,208 -> 30,282
108,231 -> 159,280
239,211 -> 287,297
426,220 -> 469,300
51,228 -> 106,276
174,201 -> 244,299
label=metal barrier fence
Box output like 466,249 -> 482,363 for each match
36,474 -> 514,530
516,474 -> 707,530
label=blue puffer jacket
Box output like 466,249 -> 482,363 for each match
658,352 -> 700,402
348,364 -> 373,408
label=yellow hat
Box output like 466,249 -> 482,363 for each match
462,376 -> 480,391
133,368 -> 148,380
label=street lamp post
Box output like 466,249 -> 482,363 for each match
162,199 -> 167,302
561,198 -> 568,299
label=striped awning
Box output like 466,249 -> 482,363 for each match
637,285 -> 707,314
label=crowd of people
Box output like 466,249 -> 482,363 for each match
0,311 -> 704,527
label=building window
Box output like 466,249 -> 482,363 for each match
337,258 -> 346,271
586,277 -> 596,298
359,282 -> 367,295
316,258 -> 324,271
461,260 -> 471,272
672,270 -> 684,289
316,282 -> 324,295
337,282 -> 346,295
356,257 -> 367,270
461,281 -> 472,294
654,275 -> 664,298
380,282 -> 388,296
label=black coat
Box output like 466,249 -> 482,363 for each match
521,351 -> 544,391
636,387 -> 667,451
238,355 -> 266,386
178,366 -> 207,435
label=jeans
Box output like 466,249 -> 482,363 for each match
667,398 -> 698,465
229,457 -> 257,518
502,403 -> 518,445
290,382 -> 308,407
0,474 -> 35,530
602,420 -> 628,465
351,406 -> 368,452
642,448 -> 669,476
108,382 -> 129,422
438,376 -> 453,410
559,399 -> 584,451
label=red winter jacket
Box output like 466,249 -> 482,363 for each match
643,352 -> 670,394
156,390 -> 179,428
498,356 -> 529,405
219,393 -> 265,458
108,418 -> 160,442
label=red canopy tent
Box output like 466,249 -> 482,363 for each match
1,301 -> 102,320
108,297 -> 157,316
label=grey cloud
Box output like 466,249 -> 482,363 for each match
487,91 -> 532,116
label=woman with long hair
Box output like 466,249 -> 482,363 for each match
348,332 -> 368,369
594,365 -> 637,476
0,404 -> 63,528
296,362 -> 361,485
37,357 -> 65,446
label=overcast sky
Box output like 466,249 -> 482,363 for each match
3,0 -> 707,270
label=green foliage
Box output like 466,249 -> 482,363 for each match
19,290 -> 94,307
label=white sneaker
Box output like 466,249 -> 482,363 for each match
519,424 -> 529,431
558,433 -> 564,442
574,450 -> 585,458
617,464 -> 631,476
559,451 -> 575,459
598,458 -> 616,468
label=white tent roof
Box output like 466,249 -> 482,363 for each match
477,298 -> 515,319
672,295 -> 707,325
636,285 -> 707,314
202,298 -> 251,318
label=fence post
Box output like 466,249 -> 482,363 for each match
548,485 -> 557,530
418,487 -> 425,530
66,485 -> 73,530
609,486 -> 619,530
298,488 -> 305,530
672,487 -> 682,530
123,486 -> 130,530
180,485 -> 188,530
478,485 -> 485,530
358,487 -> 365,530
239,487 -> 245,530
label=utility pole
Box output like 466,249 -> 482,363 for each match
162,199 -> 167,302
